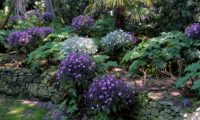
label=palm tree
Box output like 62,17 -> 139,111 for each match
85,0 -> 152,29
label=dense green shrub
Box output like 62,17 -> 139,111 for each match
0,30 -> 10,52
123,31 -> 200,76
54,0 -> 89,24
92,55 -> 118,75
90,16 -> 116,37
126,0 -> 200,36
26,41 -> 63,70
176,61 -> 200,95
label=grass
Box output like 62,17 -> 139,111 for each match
0,97 -> 50,120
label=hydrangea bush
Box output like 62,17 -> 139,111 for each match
57,52 -> 95,80
100,30 -> 134,51
7,27 -> 54,50
25,27 -> 54,39
85,75 -> 134,113
71,15 -> 94,30
61,35 -> 97,56
9,15 -> 26,23
42,12 -> 53,22
7,31 -> 33,47
185,23 -> 200,39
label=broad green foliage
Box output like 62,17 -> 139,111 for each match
91,16 -> 115,37
123,31 -> 199,73
0,30 -> 10,49
92,55 -> 118,74
61,35 -> 98,56
27,42 -> 63,70
43,31 -> 70,42
12,16 -> 43,30
176,61 -> 200,90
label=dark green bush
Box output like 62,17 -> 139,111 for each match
123,31 -> 200,76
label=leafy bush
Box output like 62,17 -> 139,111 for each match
54,0 -> 89,24
27,41 -> 63,70
0,30 -> 11,49
61,35 -> 97,56
57,52 -> 95,114
123,31 -> 200,75
100,30 -> 133,52
90,16 -> 115,37
92,55 -> 118,74
176,61 -> 200,91
185,23 -> 200,39
85,75 -> 134,113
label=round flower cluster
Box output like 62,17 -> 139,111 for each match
25,27 -> 54,39
185,23 -> 200,39
7,27 -> 54,48
57,52 -> 95,80
61,35 -> 97,56
71,15 -> 94,30
85,75 -> 134,112
100,29 -> 133,51
7,31 -> 33,47
9,15 -> 26,23
42,12 -> 53,22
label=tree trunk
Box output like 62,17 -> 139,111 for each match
115,7 -> 125,29
0,0 -> 15,30
45,0 -> 55,16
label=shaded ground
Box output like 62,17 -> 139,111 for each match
0,95 -> 50,120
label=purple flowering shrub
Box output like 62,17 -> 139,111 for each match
25,27 -> 54,39
9,15 -> 26,23
56,52 -> 96,114
42,12 -> 53,22
7,31 -> 33,47
185,23 -> 200,39
72,15 -> 94,30
57,52 -> 95,80
85,75 -> 134,113
71,15 -> 94,36
7,27 -> 54,51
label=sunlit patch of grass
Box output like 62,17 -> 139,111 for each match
0,97 -> 50,120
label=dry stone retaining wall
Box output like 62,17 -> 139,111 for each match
0,68 -> 61,102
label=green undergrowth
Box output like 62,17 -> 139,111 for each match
0,97 -> 50,120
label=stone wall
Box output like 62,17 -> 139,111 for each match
138,101 -> 185,120
0,68 -> 61,102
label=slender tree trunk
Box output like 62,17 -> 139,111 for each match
45,0 -> 55,16
115,7 -> 125,29
0,0 -> 15,29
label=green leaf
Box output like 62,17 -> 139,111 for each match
192,80 -> 200,90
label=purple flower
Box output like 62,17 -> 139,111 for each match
185,23 -> 200,39
42,12 -> 53,22
7,31 -> 33,47
57,52 -> 95,80
7,27 -> 54,48
25,27 -> 54,38
9,15 -> 26,23
85,75 -> 134,112
71,15 -> 94,30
